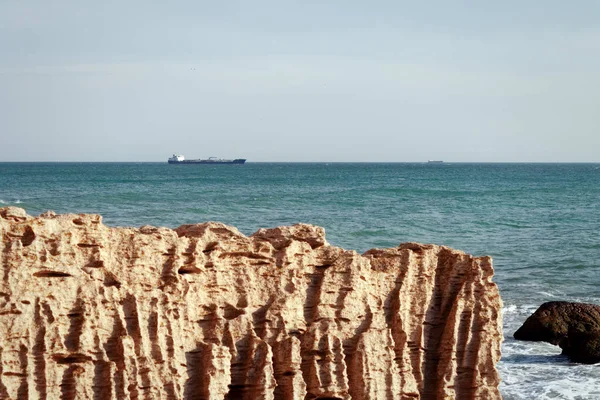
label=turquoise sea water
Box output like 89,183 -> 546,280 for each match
1,162 -> 599,399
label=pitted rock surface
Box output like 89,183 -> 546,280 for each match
0,207 -> 502,399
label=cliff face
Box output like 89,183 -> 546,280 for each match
0,207 -> 502,400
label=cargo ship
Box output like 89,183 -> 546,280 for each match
168,154 -> 246,164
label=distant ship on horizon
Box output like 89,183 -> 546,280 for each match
168,154 -> 246,164
427,160 -> 444,164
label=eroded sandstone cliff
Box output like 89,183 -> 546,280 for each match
0,207 -> 502,399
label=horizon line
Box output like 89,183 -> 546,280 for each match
1,160 -> 599,164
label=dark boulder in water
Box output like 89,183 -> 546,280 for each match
566,327 -> 600,364
514,301 -> 600,364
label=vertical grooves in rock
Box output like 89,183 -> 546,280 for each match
343,306 -> 372,400
33,300 -> 47,399
245,340 -> 276,400
93,355 -> 113,399
164,308 -> 177,363
225,334 -> 255,400
161,244 -> 179,286
0,347 -> 10,398
0,217 -> 5,282
300,265 -> 327,396
148,298 -> 163,363
164,300 -> 187,398
16,344 -> 29,399
383,258 -> 409,392
252,298 -> 274,340
272,337 -> 305,400
271,342 -> 286,400
452,280 -> 475,400
60,365 -> 78,400
303,266 -> 326,326
164,382 -> 178,400
433,290 -> 464,399
103,314 -> 127,399
0,209 -> 502,399
1,236 -> 13,286
183,345 -> 205,399
184,239 -> 197,267
404,248 -> 430,393
422,249 -> 466,399
324,334 -> 349,397
65,298 -> 85,352
458,296 -> 481,399
122,295 -> 143,355
122,294 -> 144,399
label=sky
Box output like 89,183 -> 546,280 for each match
1,1 -> 599,162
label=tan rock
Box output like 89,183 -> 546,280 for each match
0,208 -> 502,399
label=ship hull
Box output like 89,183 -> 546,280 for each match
168,159 -> 246,164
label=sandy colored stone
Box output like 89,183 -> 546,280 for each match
0,207 -> 502,399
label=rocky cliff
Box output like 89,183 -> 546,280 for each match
0,207 -> 502,399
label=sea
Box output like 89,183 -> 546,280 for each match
1,162 -> 599,399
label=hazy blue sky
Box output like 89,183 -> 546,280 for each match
1,1 -> 598,161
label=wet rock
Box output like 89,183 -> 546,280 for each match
514,301 -> 600,363
567,328 -> 600,364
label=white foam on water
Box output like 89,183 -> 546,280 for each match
14,200 -> 22,204
0,199 -> 4,204
503,304 -> 518,314
500,357 -> 600,400
537,291 -> 557,298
